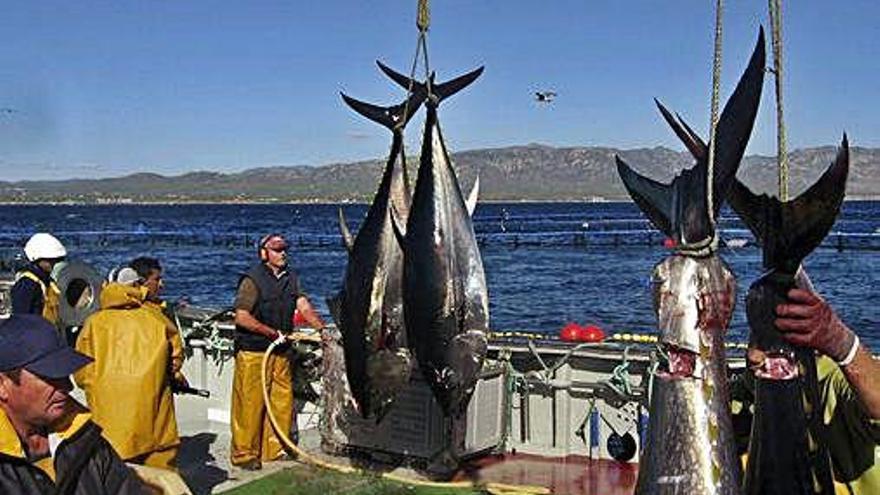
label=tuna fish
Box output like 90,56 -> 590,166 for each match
328,88 -> 425,419
378,61 -> 488,417
728,136 -> 849,495
615,28 -> 765,494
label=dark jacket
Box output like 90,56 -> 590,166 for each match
234,263 -> 301,352
0,403 -> 148,495
11,264 -> 52,315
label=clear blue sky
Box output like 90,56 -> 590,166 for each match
0,1 -> 877,181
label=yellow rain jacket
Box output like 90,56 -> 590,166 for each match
74,283 -> 180,461
143,299 -> 186,384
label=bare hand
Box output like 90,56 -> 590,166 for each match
775,288 -> 855,361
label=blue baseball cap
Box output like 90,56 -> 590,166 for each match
0,314 -> 92,378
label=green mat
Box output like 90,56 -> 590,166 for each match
219,465 -> 485,495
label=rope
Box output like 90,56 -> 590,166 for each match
400,0 -> 434,126
705,0 -> 724,226
261,334 -> 549,495
768,0 -> 789,201
605,345 -> 634,398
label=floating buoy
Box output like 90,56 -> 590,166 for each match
580,324 -> 605,343
560,322 -> 583,342
663,237 -> 676,249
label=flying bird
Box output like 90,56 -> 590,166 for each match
535,91 -> 557,103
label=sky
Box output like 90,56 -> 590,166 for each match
0,1 -> 877,181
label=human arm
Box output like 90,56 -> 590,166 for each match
233,276 -> 282,341
165,318 -> 186,384
234,309 -> 282,341
10,278 -> 42,314
775,287 -> 880,419
73,320 -> 96,392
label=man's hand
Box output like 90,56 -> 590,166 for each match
775,288 -> 855,362
173,372 -> 190,389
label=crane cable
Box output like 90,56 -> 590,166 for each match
768,0 -> 789,201
261,334 -> 549,494
400,0 -> 434,127
705,0 -> 724,227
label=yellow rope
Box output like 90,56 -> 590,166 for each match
705,0 -> 724,226
260,333 -> 549,495
768,0 -> 789,201
417,0 -> 430,32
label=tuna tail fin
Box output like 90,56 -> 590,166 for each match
707,25 -> 766,213
340,90 -> 425,131
376,60 -> 484,105
728,135 -> 849,272
655,98 -> 707,161
337,207 -> 354,254
617,27 -> 765,244
466,175 -> 480,217
615,155 -> 673,237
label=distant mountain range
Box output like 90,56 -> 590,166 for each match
1,143 -> 876,203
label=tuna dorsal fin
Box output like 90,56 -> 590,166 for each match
615,155 -> 673,237
337,207 -> 354,254
376,60 -> 484,105
340,90 -> 425,131
389,203 -> 407,251
326,292 -> 343,327
466,175 -> 480,217
728,135 -> 849,271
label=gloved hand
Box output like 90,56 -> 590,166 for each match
173,372 -> 190,389
775,288 -> 856,362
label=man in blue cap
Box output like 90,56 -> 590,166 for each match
0,314 -> 146,494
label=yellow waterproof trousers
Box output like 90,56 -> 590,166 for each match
129,445 -> 179,471
230,350 -> 293,466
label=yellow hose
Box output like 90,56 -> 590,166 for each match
260,333 -> 550,495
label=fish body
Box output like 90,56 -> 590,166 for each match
616,28 -> 766,494
329,90 -> 424,419
728,137 -> 849,495
379,62 -> 488,417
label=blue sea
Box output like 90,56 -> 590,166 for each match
1,202 -> 878,348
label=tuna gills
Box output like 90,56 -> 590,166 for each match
615,28 -> 765,495
328,88 -> 425,420
728,136 -> 849,495
378,61 -> 488,417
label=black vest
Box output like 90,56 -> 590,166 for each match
234,263 -> 300,352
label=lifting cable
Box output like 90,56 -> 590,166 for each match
705,0 -> 724,227
261,334 -> 549,495
768,0 -> 789,200
400,0 -> 434,127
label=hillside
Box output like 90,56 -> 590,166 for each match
1,143 -> 876,203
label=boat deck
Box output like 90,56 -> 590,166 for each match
169,392 -> 641,495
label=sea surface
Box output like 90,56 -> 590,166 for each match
1,202 -> 878,348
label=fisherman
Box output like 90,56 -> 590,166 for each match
230,233 -> 325,471
11,233 -> 67,327
128,256 -> 189,390
73,267 -> 183,471
0,314 -> 147,494
774,281 -> 880,494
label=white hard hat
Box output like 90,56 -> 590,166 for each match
24,233 -> 67,262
